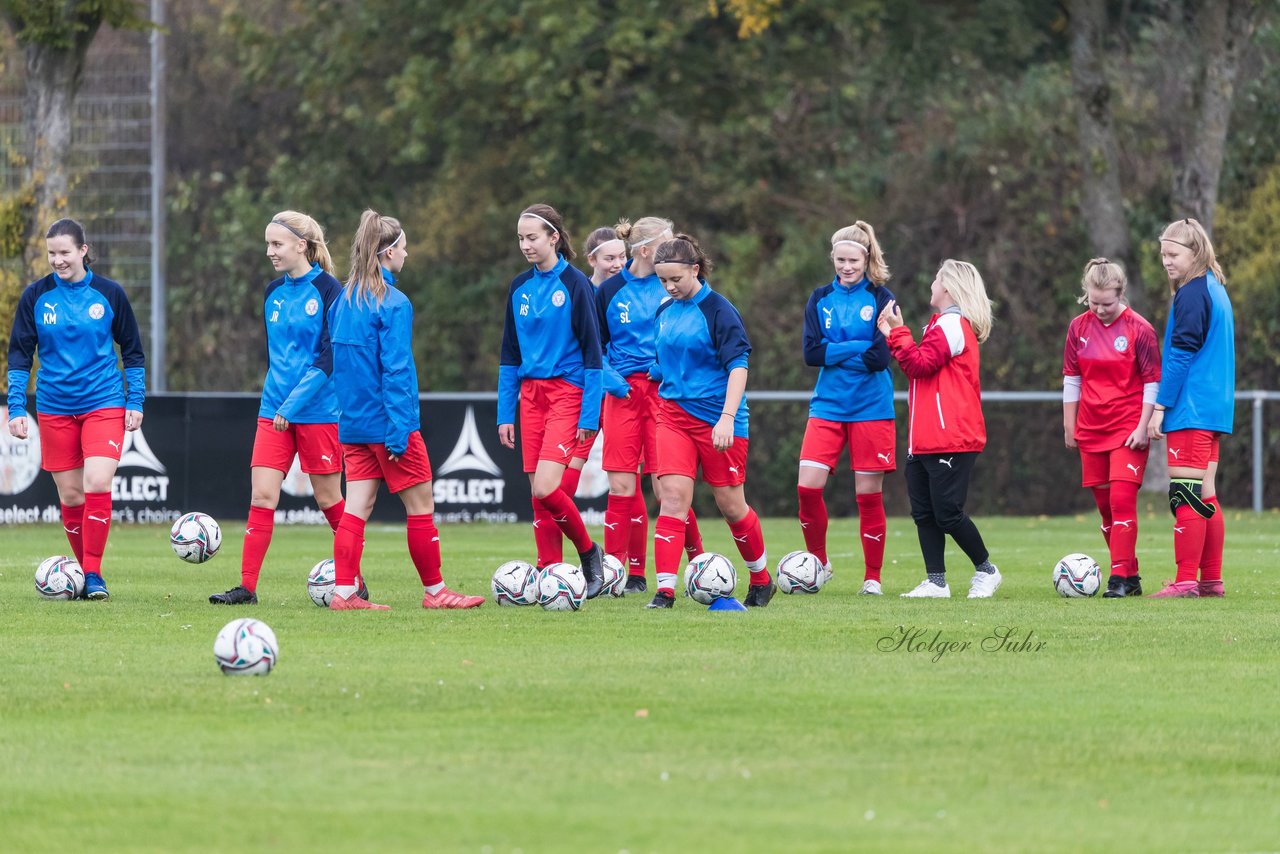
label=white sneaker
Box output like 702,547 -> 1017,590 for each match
822,563 -> 834,584
900,579 -> 950,598
967,566 -> 1002,598
859,579 -> 882,596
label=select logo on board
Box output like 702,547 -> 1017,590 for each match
112,428 -> 170,502
435,406 -> 505,505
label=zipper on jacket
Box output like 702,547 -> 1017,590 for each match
935,392 -> 946,430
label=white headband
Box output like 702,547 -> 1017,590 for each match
587,238 -> 625,258
832,239 -> 869,253
377,231 -> 403,255
519,212 -> 559,234
631,228 -> 673,249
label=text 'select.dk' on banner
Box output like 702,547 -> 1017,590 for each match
0,395 -> 610,525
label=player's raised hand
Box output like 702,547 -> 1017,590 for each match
877,300 -> 903,334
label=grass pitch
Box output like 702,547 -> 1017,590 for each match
1,511 -> 1278,853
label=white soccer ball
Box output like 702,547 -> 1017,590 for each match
1053,553 -> 1101,598
492,559 -> 540,606
306,559 -> 368,606
600,554 -> 627,598
213,618 -> 279,676
34,555 -> 85,600
538,562 -> 587,611
307,558 -> 337,607
777,550 -> 827,594
171,512 -> 222,563
684,552 -> 737,605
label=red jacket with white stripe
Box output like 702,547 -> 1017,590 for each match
887,307 -> 986,455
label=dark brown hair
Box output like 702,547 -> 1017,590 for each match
519,203 -> 575,261
653,232 -> 713,276
46,218 -> 94,267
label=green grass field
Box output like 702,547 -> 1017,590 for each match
2,512 -> 1278,853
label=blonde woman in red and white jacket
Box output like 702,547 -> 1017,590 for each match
878,260 -> 999,598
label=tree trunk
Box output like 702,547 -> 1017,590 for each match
1068,0 -> 1147,315
1170,0 -> 1259,234
15,16 -> 101,277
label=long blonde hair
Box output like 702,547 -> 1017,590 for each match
270,210 -> 335,275
830,220 -> 890,285
1078,257 -> 1128,305
1159,217 -> 1226,291
938,259 -> 993,343
345,209 -> 402,306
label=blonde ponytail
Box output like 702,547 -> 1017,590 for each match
345,209 -> 402,307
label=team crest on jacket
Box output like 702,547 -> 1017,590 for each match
860,305 -> 874,321
89,303 -> 105,320
551,290 -> 566,307
1113,336 -> 1128,352
305,298 -> 319,316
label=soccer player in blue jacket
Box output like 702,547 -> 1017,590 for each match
498,204 -> 608,598
7,218 -> 145,600
648,234 -> 775,608
1147,218 -> 1235,598
325,209 -> 483,611
211,211 -> 348,605
798,221 -> 897,595
596,216 -> 705,593
554,226 -> 625,536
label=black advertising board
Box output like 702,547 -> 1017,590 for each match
0,394 -> 610,526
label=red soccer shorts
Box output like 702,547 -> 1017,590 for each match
250,418 -> 342,474
571,431 -> 596,462
602,374 -> 660,473
343,431 -> 433,493
519,378 -> 584,473
654,399 -> 748,487
799,417 -> 896,472
1166,429 -> 1220,470
38,408 -> 125,472
1079,443 -> 1150,487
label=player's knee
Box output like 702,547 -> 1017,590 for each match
933,507 -> 967,531
249,493 -> 279,509
1169,479 -> 1215,519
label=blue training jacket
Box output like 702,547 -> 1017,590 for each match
260,264 -> 342,424
327,268 -> 421,455
653,280 -> 751,438
596,261 -> 670,378
802,276 -> 895,422
1157,271 -> 1235,434
498,255 -> 603,430
7,270 -> 145,418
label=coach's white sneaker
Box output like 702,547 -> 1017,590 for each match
901,579 -> 950,598
967,566 -> 1002,599
860,579 -> 882,596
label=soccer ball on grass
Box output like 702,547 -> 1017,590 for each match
171,512 -> 222,563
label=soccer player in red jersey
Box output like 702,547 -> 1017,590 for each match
1063,259 -> 1161,597
210,211 -> 347,605
1147,218 -> 1235,598
7,218 -> 145,601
